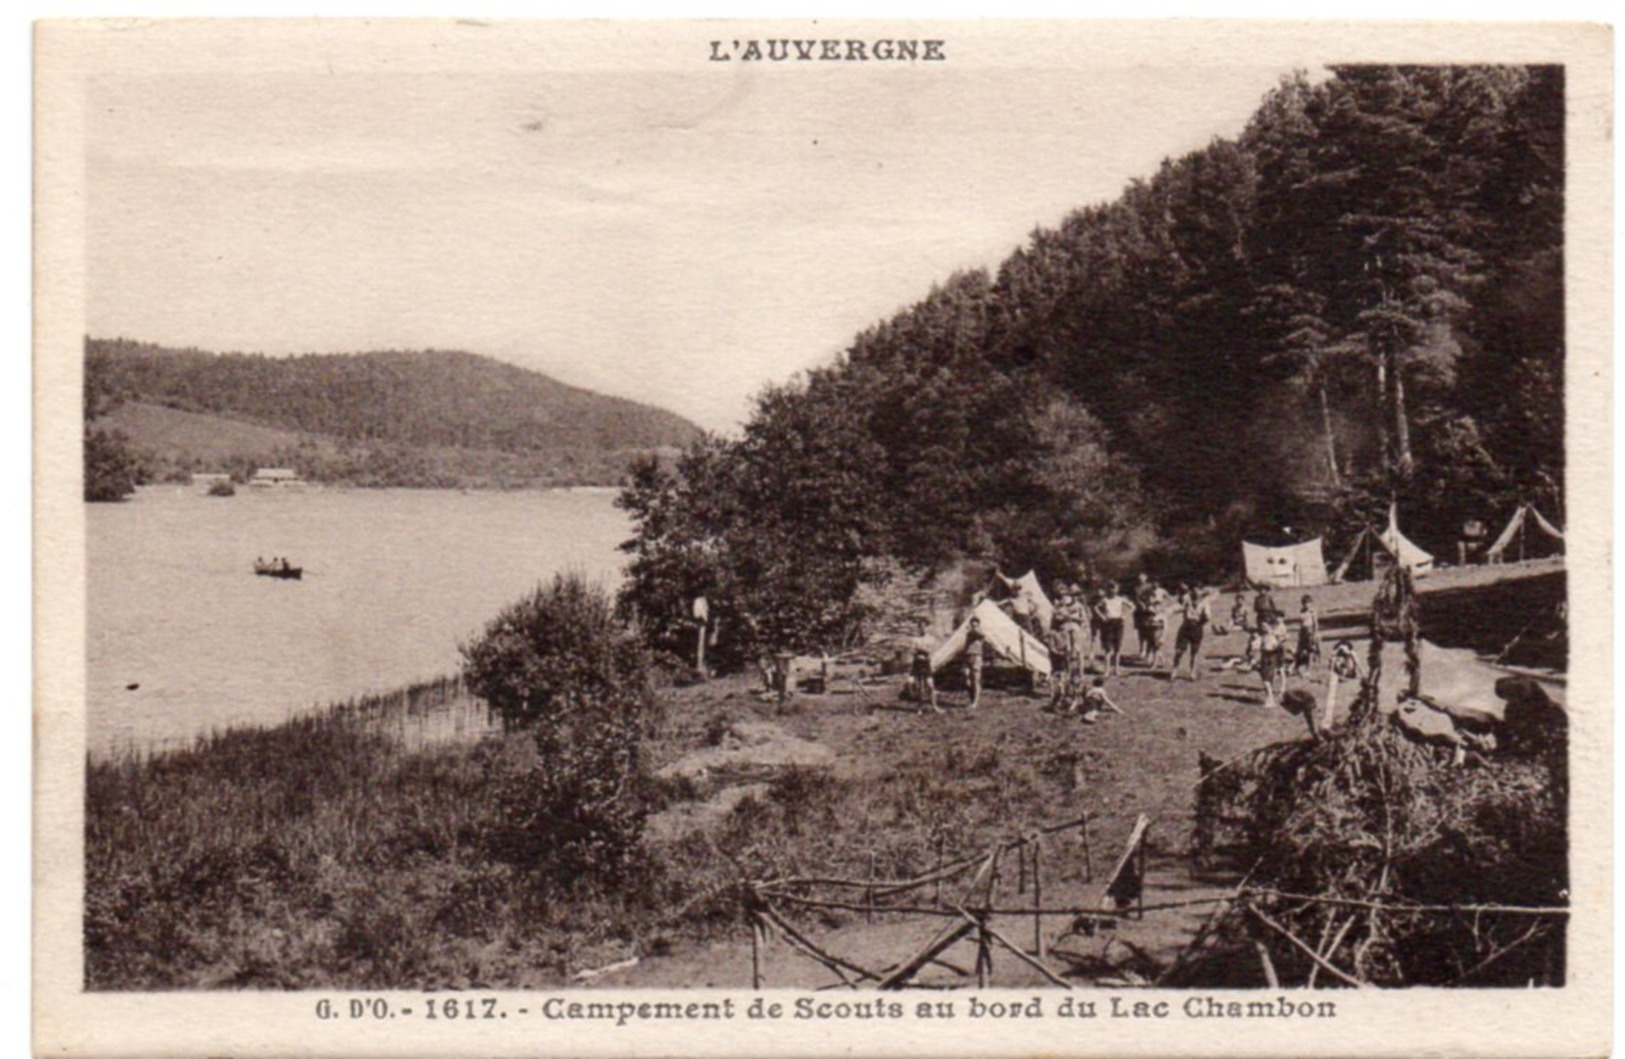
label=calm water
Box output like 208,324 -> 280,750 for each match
87,486 -> 629,757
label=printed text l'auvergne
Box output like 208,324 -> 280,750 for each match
709,39 -> 946,63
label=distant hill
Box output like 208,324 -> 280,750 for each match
86,340 -> 703,488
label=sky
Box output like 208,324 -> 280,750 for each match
84,34 -> 1309,432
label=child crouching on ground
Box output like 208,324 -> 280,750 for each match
1071,676 -> 1124,724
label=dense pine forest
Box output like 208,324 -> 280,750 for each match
83,341 -> 702,490
618,65 -> 1565,659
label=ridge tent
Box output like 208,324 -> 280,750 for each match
1485,505 -> 1565,563
992,570 -> 1056,629
1380,504 -> 1434,575
1331,506 -> 1436,582
930,598 -> 1053,678
1242,539 -> 1329,588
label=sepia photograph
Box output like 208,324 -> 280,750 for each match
34,17 -> 1611,1059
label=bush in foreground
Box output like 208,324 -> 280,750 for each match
461,573 -> 658,886
1192,719 -> 1566,987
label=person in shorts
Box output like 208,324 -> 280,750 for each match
1145,602 -> 1169,669
963,616 -> 986,709
1172,584 -> 1211,680
1047,619 -> 1072,713
1132,574 -> 1157,660
1054,588 -> 1089,677
1254,585 -> 1281,630
1087,583 -> 1106,663
909,630 -> 940,713
1094,582 -> 1135,677
1295,594 -> 1321,674
1257,611 -> 1288,708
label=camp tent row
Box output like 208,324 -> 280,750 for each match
1245,506 -> 1434,587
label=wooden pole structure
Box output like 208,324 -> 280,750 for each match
1137,821 -> 1149,920
977,846 -> 1001,988
866,851 -> 876,925
934,832 -> 945,907
750,914 -> 762,990
1032,836 -> 1045,960
1016,839 -> 1028,895
759,904 -> 878,987
974,915 -> 1073,989
877,921 -> 975,990
1081,815 -> 1094,882
1249,905 -> 1370,989
1253,938 -> 1280,989
975,914 -> 991,988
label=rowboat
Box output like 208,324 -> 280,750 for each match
254,560 -> 303,580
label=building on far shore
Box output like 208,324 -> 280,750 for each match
190,472 -> 233,494
248,467 -> 306,488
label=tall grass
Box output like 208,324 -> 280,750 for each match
87,679 -> 1102,989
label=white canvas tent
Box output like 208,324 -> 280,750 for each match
993,570 -> 1056,629
1380,504 -> 1434,575
1242,539 -> 1330,587
1485,505 -> 1565,563
930,598 -> 1053,678
1331,506 -> 1435,582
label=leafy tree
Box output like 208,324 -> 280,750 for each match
611,63 -> 1568,605
83,428 -> 141,502
460,574 -> 657,884
84,339 -> 142,501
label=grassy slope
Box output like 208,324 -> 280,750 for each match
86,626 -> 1311,990
102,401 -> 339,465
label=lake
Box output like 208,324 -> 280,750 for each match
87,486 -> 630,758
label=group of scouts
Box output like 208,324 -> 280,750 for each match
1226,586 -> 1322,709
909,573 -> 1325,719
1039,576 -> 1213,717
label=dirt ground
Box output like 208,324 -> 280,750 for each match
606,624 -> 1315,990
560,562 -> 1565,991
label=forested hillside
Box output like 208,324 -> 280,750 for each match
619,65 -> 1565,659
84,341 -> 702,489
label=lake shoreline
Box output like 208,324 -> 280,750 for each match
88,486 -> 630,758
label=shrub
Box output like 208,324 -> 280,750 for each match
1191,720 -> 1566,987
84,427 -> 141,502
461,573 -> 659,886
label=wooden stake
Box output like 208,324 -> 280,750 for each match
1033,837 -> 1045,960
1310,915 -> 1356,989
1250,905 -> 1370,989
866,851 -> 876,925
877,921 -> 975,990
1253,939 -> 1280,989
759,905 -> 876,988
750,914 -> 762,990
972,914 -> 1073,989
1137,821 -> 1149,920
1081,816 -> 1093,882
975,915 -> 991,988
1016,840 -> 1027,895
934,832 -> 945,906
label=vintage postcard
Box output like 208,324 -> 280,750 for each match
34,18 -> 1612,1059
